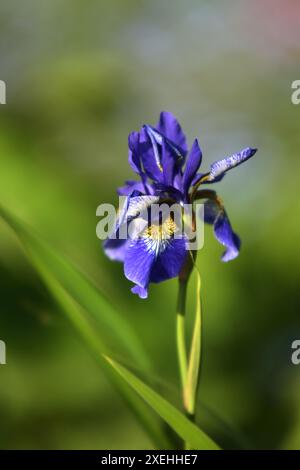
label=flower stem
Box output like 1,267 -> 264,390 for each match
176,279 -> 188,393
184,269 -> 202,420
176,259 -> 202,450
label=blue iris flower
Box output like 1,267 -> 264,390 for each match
104,111 -> 257,298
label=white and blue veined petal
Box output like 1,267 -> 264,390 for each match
208,147 -> 257,182
124,216 -> 188,298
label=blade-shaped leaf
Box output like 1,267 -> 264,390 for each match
105,356 -> 220,450
0,205 -> 172,449
0,205 -> 151,370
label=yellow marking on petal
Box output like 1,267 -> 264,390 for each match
142,217 -> 178,256
157,161 -> 163,172
145,217 -> 177,241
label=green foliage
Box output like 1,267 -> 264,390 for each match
105,356 -> 220,450
0,206 -> 171,449
0,0 -> 299,450
0,206 -> 221,449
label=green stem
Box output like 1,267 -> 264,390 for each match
184,269 -> 202,420
176,279 -> 188,393
176,259 -> 203,450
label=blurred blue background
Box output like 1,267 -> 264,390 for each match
0,0 -> 300,449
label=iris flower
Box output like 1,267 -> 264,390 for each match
104,112 -> 257,298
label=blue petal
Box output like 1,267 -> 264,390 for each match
152,183 -> 183,202
156,111 -> 188,157
208,147 -> 257,182
143,124 -> 185,189
124,238 -> 155,297
117,180 -> 148,196
124,221 -> 187,298
161,137 -> 176,187
145,124 -> 185,169
204,199 -> 240,262
103,194 -> 159,262
139,127 -> 165,183
150,237 -> 187,283
131,285 -> 148,299
214,211 -> 241,262
173,172 -> 183,192
103,238 -> 129,262
103,193 -> 134,262
182,139 -> 202,196
128,131 -> 142,175
126,195 -> 160,221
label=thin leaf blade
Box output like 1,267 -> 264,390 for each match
0,205 -> 172,449
105,356 -> 220,450
0,205 -> 151,370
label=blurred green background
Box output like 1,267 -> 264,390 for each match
0,0 -> 300,449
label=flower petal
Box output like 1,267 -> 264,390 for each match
103,194 -> 159,262
156,111 -> 188,157
161,137 -> 176,187
103,193 -> 134,262
208,147 -> 257,182
214,211 -> 241,262
182,139 -> 202,196
126,195 -> 160,221
124,216 -> 187,298
191,173 -> 204,186
204,199 -> 240,261
143,125 -> 185,188
131,285 -> 148,299
150,237 -> 187,283
124,238 -> 155,297
117,180 -> 148,196
145,124 -> 185,169
103,238 -> 129,262
128,131 -> 142,175
152,183 -> 183,202
139,127 -> 165,183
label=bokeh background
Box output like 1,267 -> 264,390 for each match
0,0 -> 300,449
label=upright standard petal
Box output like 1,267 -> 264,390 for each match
128,131 -> 142,175
156,111 -> 188,157
182,139 -> 202,196
160,137 -> 176,187
144,123 -> 185,172
143,124 -> 185,188
139,127 -> 165,183
208,147 -> 257,182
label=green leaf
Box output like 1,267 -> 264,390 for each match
0,205 -> 150,370
184,267 -> 202,416
0,205 -> 172,449
105,356 -> 220,450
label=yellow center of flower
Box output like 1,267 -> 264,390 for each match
142,217 -> 178,256
145,217 -> 177,241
